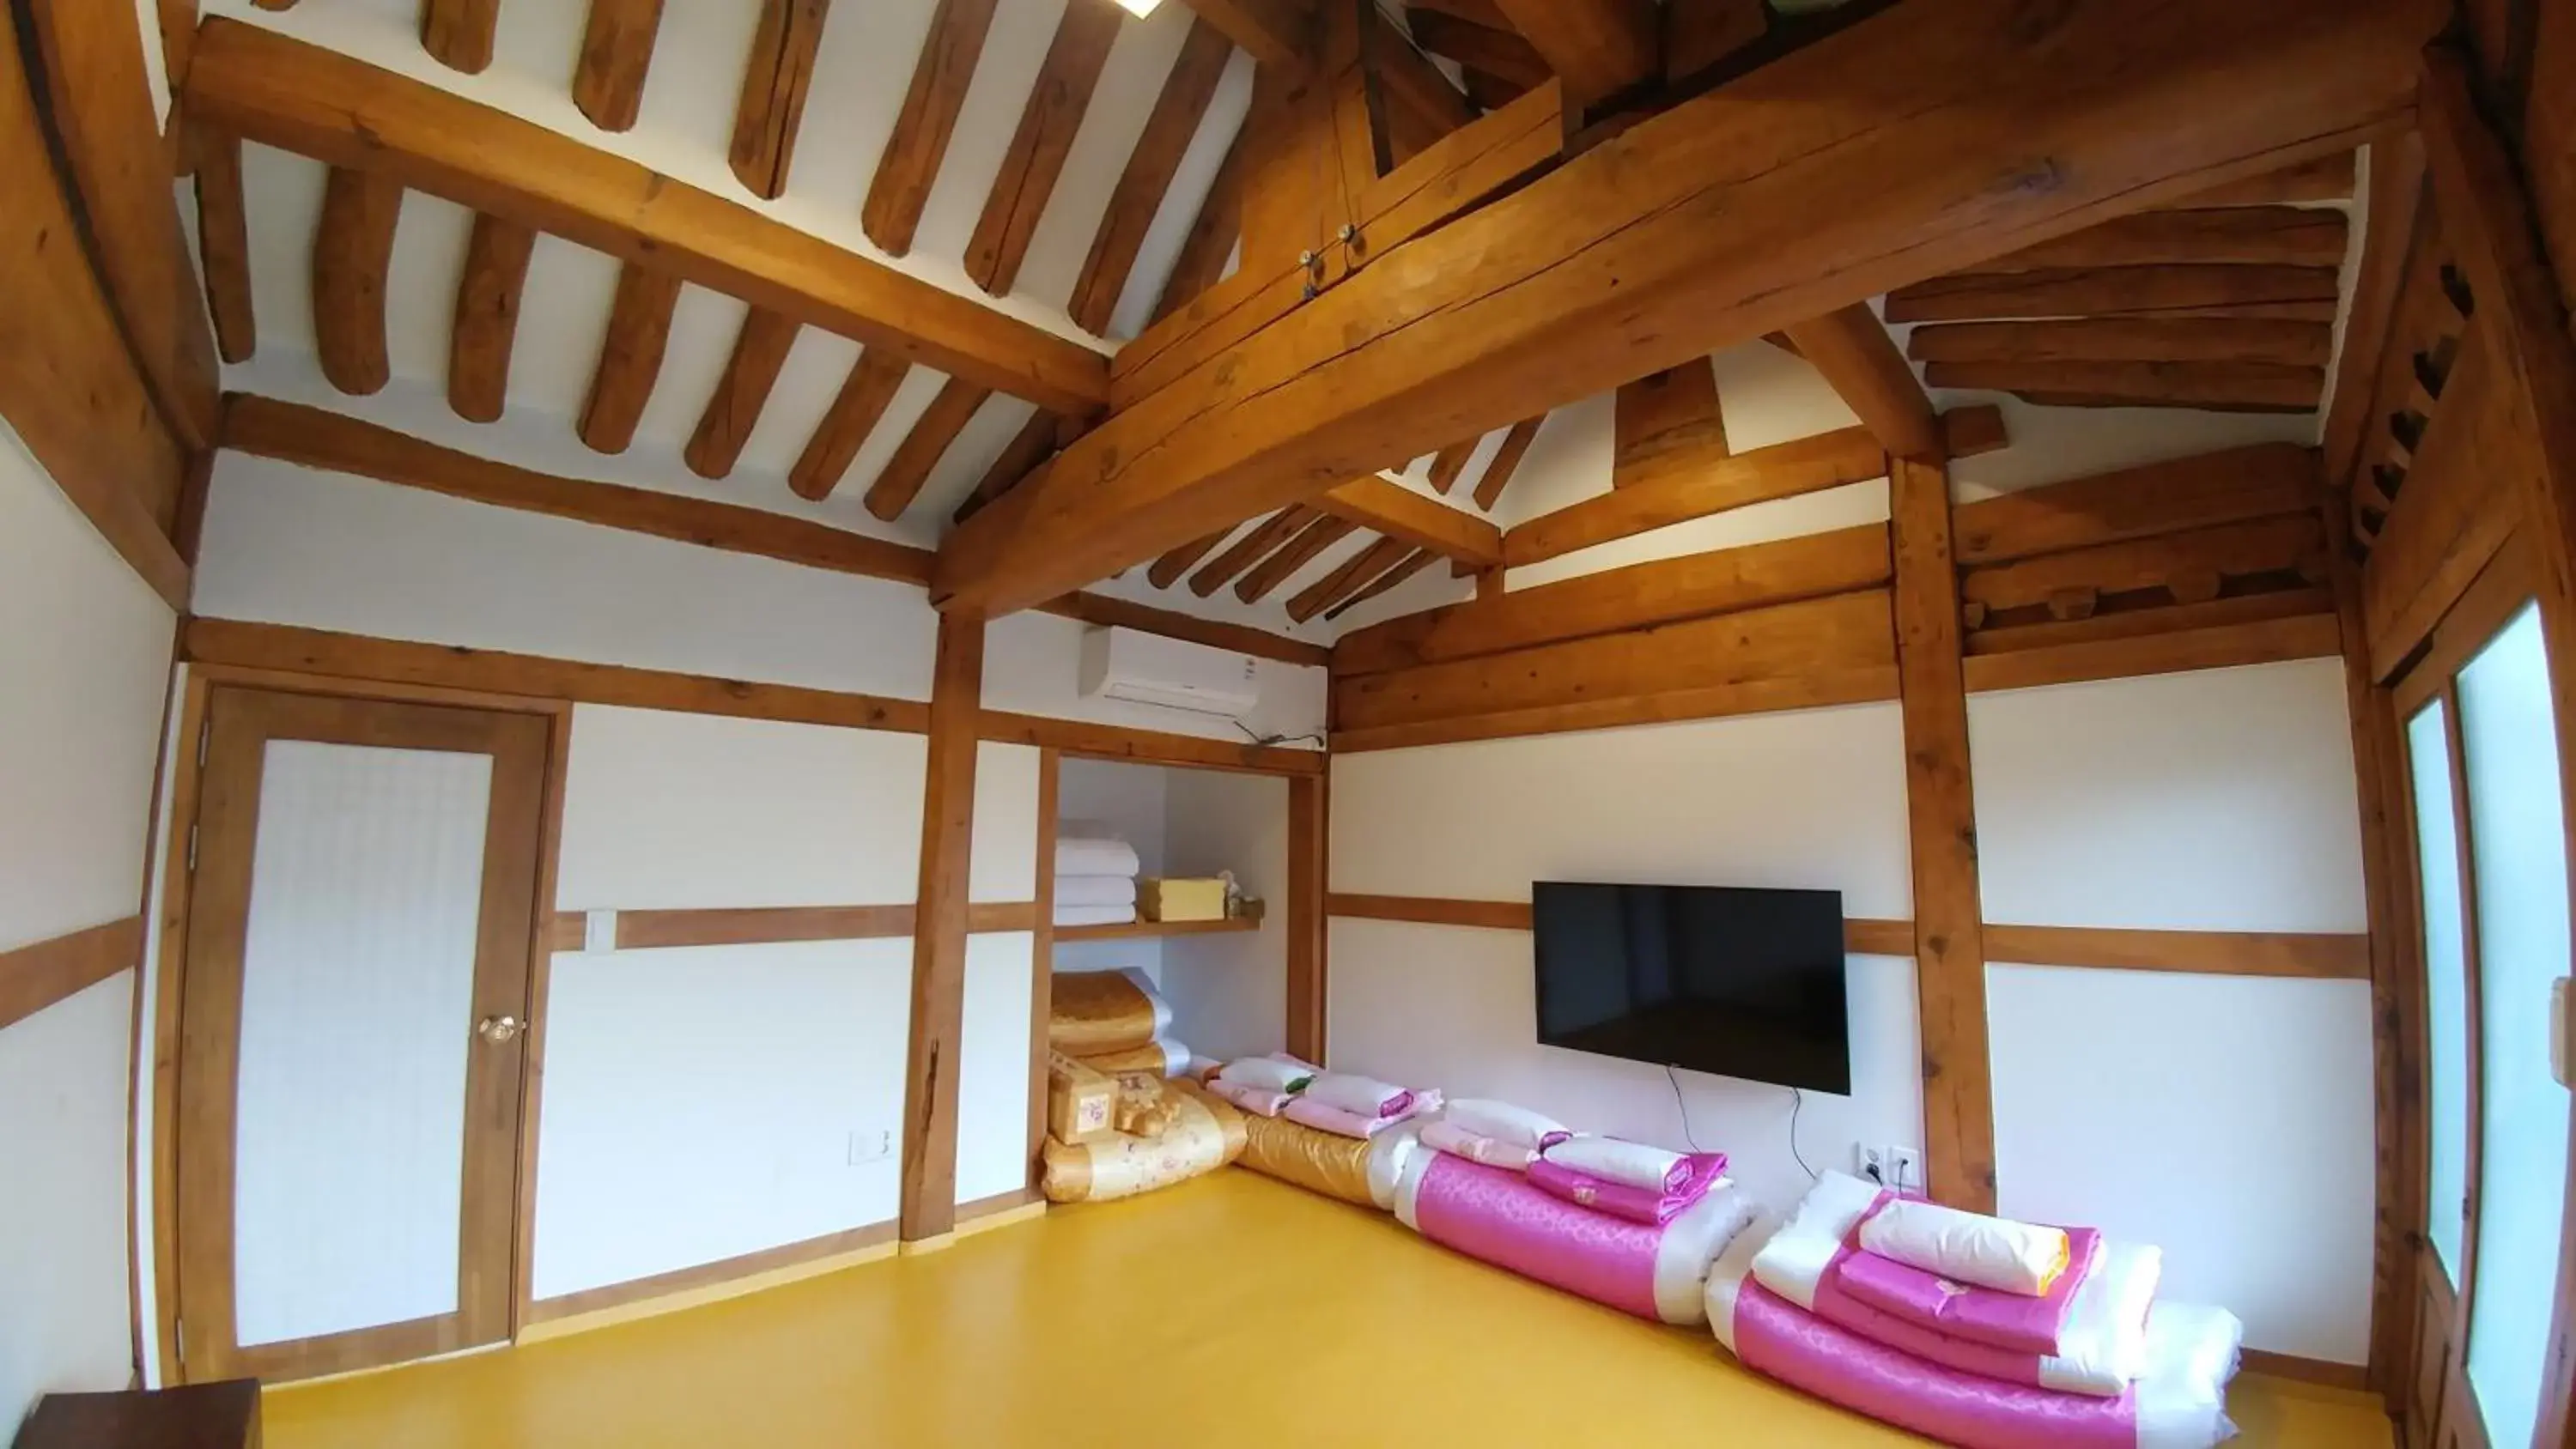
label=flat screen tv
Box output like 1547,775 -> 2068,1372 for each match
1531,882 -> 1850,1094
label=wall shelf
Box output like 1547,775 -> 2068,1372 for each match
1054,916 -> 1261,943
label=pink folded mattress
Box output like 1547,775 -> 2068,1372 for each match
1707,1225 -> 2244,1449
1391,1147 -> 1755,1325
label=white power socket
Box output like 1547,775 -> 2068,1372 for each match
1855,1144 -> 1923,1194
847,1128 -> 893,1166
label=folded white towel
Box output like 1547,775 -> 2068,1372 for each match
1215,1057 -> 1315,1094
1054,902 -> 1137,927
1056,837 -> 1141,879
1303,1072 -> 1413,1118
1444,1099 -> 1570,1150
1540,1135 -> 1686,1191
1054,875 -> 1139,908
1860,1198 -> 2072,1298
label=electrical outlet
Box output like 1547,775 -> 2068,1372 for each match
1856,1144 -> 1887,1184
1886,1146 -> 1923,1195
847,1128 -> 893,1166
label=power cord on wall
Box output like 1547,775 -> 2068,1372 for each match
1668,1067 -> 1819,1182
1236,723 -> 1326,749
1665,1064 -> 1709,1152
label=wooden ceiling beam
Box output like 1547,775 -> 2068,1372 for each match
966,1 -> 1124,297
728,0 -> 829,200
684,307 -> 801,478
312,166 -> 402,396
1924,359 -> 2324,412
866,378 -> 990,521
954,411 -> 1057,523
1423,437 -> 1479,494
1406,9 -> 1550,89
571,0 -> 664,131
864,0 -> 1000,257
2319,134 -> 2425,491
1886,264 -> 2345,324
790,350 -> 911,500
191,130 -> 256,363
1908,317 -> 2335,369
1951,441 -> 2320,567
1472,415 -> 1542,509
1192,505 -> 1315,594
1150,128 -> 1251,324
187,18 -> 1109,414
1289,536 -> 1413,621
932,0 -> 2428,615
1315,474 -> 1503,566
1238,515 -> 1358,602
577,261 -> 681,454
1613,360 -> 1728,487
2167,150 -> 2354,208
1977,204 -> 2350,272
1176,0 -> 1315,73
1512,425 -> 1888,567
1490,0 -> 1656,106
1370,10 -> 1474,159
1148,526 -> 1236,589
1070,21 -> 1232,335
447,215 -> 536,425
1326,548 -> 1434,620
420,0 -> 500,74
1784,304 -> 1941,459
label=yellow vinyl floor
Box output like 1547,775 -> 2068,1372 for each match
265,1170 -> 2391,1449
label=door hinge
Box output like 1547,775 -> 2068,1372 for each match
185,824 -> 198,874
196,723 -> 210,767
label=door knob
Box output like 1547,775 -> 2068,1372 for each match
476,1015 -> 526,1045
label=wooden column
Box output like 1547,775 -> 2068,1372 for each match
1889,455 -> 1997,1213
899,615 -> 984,1242
1285,771 -> 1328,1064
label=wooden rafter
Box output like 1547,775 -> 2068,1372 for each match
1177,0 -> 1315,72
866,379 -> 989,521
1978,205 -> 2350,272
954,412 -> 1056,523
1490,0 -> 1656,106
2320,134 -> 2426,492
1192,506 -> 1314,594
1518,426 -> 1887,566
1886,265 -> 2344,324
2170,151 -> 2354,208
728,0 -> 829,200
1951,442 -> 2320,566
1149,129 -> 1249,323
187,18 -> 1108,414
191,130 -> 256,362
1289,536 -> 1412,621
571,0 -> 665,131
790,350 -> 910,500
419,0 -> 500,74
1070,21 -> 1233,335
1238,515 -> 1358,602
1149,527 -> 1236,588
448,215 -> 536,423
1613,358 -> 1727,487
1423,438 -> 1479,494
1472,416 -> 1541,510
1326,547 -> 1434,620
1406,9 -> 1549,89
683,307 -> 801,479
966,0 -> 1124,296
312,166 -> 403,397
933,0 -> 2428,615
578,261 -> 681,454
1784,304 -> 1941,459
1923,359 -> 2324,413
1908,318 -> 2335,368
864,0 -> 1000,257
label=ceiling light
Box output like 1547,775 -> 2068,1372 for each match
1114,0 -> 1162,15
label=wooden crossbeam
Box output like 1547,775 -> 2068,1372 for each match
578,262 -> 681,455
420,0 -> 500,74
1951,442 -> 2320,566
791,352 -> 910,500
1491,0 -> 1656,106
1978,205 -> 2349,272
1923,359 -> 2324,412
1784,304 -> 1940,459
1614,361 -> 1726,486
1177,0 -> 1315,71
866,379 -> 989,521
683,307 -> 800,479
1472,416 -> 1542,509
1959,514 -> 2325,616
571,0 -> 664,131
188,17 -> 1108,414
864,0 -> 1001,256
1886,264 -> 2344,324
932,0 -> 2429,615
954,412 -> 1056,523
1908,318 -> 2335,369
448,215 -> 536,422
967,1 -> 1123,296
192,130 -> 256,362
1423,438 -> 1479,494
1407,9 -> 1549,89
728,0 -> 829,200
1511,425 -> 1887,566
312,167 -> 403,396
1315,474 -> 1504,566
2167,151 -> 2354,209
1070,21 -> 1232,335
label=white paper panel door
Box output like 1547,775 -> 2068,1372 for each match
229,741 -> 494,1348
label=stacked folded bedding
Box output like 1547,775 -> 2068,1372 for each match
1036,970 -> 1227,1205
1041,1078 -> 1248,1203
1216,1056 -> 1438,1209
1707,1172 -> 2243,1449
1048,967 -> 1191,1078
1055,832 -> 1141,927
1392,1105 -> 1754,1326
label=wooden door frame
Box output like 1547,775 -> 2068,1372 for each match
149,664 -> 568,1383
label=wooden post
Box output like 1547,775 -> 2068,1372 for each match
1286,771 -> 1328,1064
1889,455 -> 1997,1213
899,615 -> 984,1242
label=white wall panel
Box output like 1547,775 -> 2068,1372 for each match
1053,759 -> 1169,980
531,939 -> 910,1299
970,743 -> 1042,904
1161,769 -> 1290,1062
1969,659 -> 2367,932
1988,964 -> 2377,1361
953,931 -> 1037,1205
556,706 -> 927,911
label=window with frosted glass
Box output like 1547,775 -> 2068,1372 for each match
2405,700 -> 2471,1282
2457,603 -> 2574,1449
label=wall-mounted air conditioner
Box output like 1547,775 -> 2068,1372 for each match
1078,626 -> 1261,720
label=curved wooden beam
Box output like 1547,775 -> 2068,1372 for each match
448,214 -> 537,422
312,166 -> 403,397
578,260 -> 680,454
791,351 -> 910,500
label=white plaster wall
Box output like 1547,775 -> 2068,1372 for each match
0,420 -> 172,1428
957,743 -> 1042,1204
1327,703 -> 1921,1212
1971,660 -> 2377,1362
1160,769 -> 1290,1062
